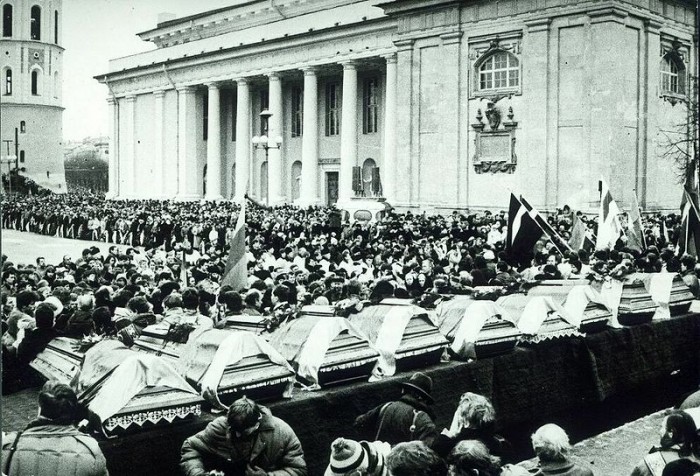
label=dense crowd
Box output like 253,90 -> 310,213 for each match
2,190 -> 700,476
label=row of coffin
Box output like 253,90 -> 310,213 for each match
29,273 -> 694,438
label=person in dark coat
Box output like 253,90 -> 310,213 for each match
528,424 -> 593,476
17,303 -> 58,367
354,372 -> 438,446
180,397 -> 307,476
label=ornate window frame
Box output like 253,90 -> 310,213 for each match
469,32 -> 522,99
659,38 -> 689,105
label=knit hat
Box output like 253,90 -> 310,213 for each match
325,438 -> 367,476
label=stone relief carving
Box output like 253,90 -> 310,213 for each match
471,99 -> 518,174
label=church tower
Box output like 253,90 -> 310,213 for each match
1,0 -> 66,192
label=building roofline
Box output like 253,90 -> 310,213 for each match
137,2 -> 259,37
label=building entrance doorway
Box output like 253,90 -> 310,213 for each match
326,172 -> 338,206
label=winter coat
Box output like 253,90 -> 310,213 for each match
2,418 -> 108,476
354,395 -> 437,446
532,458 -> 594,476
180,407 -> 307,476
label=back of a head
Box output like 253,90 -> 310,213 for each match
244,290 -> 260,307
164,292 -> 183,310
76,293 -> 95,311
447,440 -> 501,476
227,396 -> 262,431
458,392 -> 496,433
39,380 -> 78,423
221,290 -> 243,313
662,458 -> 700,476
662,410 -> 699,455
387,441 -> 447,476
127,296 -> 151,314
531,424 -> 570,463
181,287 -> 200,310
16,290 -> 37,309
34,303 -> 55,329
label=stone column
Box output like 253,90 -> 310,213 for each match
339,61 -> 358,204
106,97 -> 119,198
235,78 -> 251,201
300,67 -> 319,206
267,72 -> 284,205
177,86 -> 198,200
153,90 -> 165,198
394,40 -> 414,206
122,95 -> 136,198
382,54 -> 397,202
205,83 -> 222,200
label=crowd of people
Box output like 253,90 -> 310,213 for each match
2,190 -> 700,475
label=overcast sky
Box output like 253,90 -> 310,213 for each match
63,0 -> 235,141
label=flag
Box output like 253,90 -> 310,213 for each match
520,196 -> 572,254
506,193 -> 543,264
568,214 -> 587,251
596,179 -> 623,250
221,200 -> 248,291
626,191 -> 646,252
678,187 -> 700,257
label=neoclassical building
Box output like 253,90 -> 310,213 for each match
1,0 -> 65,191
97,0 -> 696,211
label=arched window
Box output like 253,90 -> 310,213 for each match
19,150 -> 25,163
20,121 -> 25,133
660,53 -> 685,95
362,158 -> 379,197
31,70 -> 39,95
4,68 -> 11,95
478,51 -> 519,91
30,5 -> 40,40
3,4 -> 12,37
291,161 -> 302,201
54,10 -> 58,44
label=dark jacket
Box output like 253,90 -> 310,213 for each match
432,427 -> 513,463
355,394 -> 437,446
2,418 -> 108,476
63,309 -> 94,338
17,328 -> 58,366
180,407 -> 307,476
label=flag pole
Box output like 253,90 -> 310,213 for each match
633,189 -> 647,249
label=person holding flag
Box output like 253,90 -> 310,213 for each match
596,178 -> 623,250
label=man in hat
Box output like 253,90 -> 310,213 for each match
355,372 -> 438,446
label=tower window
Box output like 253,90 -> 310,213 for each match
31,70 -> 39,95
30,5 -> 41,40
3,4 -> 12,38
20,121 -> 26,133
19,150 -> 25,163
54,10 -> 58,44
4,68 -> 11,95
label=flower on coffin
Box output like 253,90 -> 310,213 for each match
334,297 -> 364,317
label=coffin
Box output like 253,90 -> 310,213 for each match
526,284 -> 611,333
597,273 -> 694,326
495,295 -> 582,344
225,314 -> 269,333
434,296 -> 521,359
178,329 -> 295,408
347,299 -> 448,379
75,340 -> 203,437
30,336 -> 84,383
272,313 -> 379,387
132,324 -> 189,362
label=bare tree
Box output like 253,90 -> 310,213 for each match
660,75 -> 699,189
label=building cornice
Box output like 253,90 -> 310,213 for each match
0,39 -> 66,52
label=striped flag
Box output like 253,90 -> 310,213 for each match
678,187 -> 700,257
596,179 -> 622,250
626,191 -> 646,252
221,199 -> 248,291
568,214 -> 587,251
506,193 -> 543,265
520,196 -> 572,254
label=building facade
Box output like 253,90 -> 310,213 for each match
1,0 -> 66,192
98,0 -> 696,211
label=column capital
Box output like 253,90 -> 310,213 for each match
394,39 -> 414,52
106,96 -> 117,105
341,60 -> 357,70
267,71 -> 281,80
382,53 -> 397,64
302,66 -> 318,76
205,82 -> 221,90
153,89 -> 166,98
176,85 -> 195,94
644,18 -> 663,33
234,77 -> 249,85
440,31 -> 462,45
124,94 -> 136,102
525,18 -> 551,33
